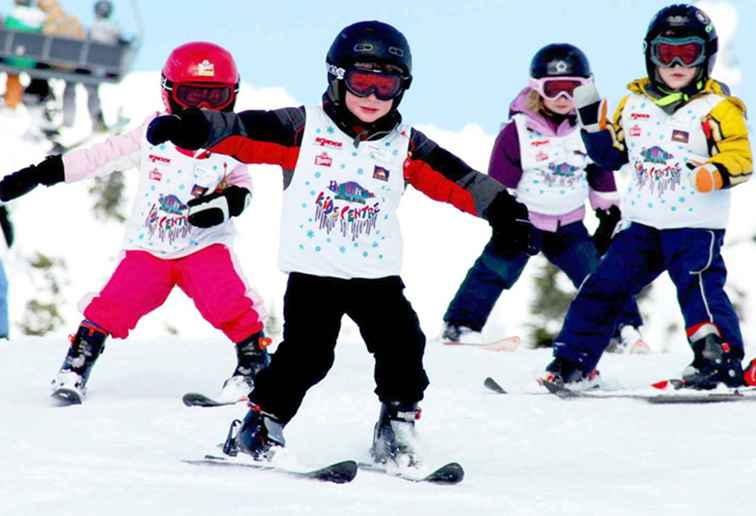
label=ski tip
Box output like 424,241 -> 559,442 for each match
425,462 -> 465,484
483,377 -> 507,394
324,460 -> 359,483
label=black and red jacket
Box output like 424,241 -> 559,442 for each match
197,103 -> 510,219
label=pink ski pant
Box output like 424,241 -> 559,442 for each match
83,244 -> 263,342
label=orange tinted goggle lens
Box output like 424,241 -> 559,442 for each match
174,85 -> 233,108
542,79 -> 583,99
654,42 -> 704,66
344,69 -> 403,100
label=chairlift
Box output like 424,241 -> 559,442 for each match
0,0 -> 143,85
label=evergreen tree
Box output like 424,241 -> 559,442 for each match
89,171 -> 126,222
19,252 -> 69,336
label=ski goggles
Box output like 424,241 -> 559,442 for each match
528,76 -> 591,101
343,68 -> 404,101
649,36 -> 706,68
173,83 -> 237,110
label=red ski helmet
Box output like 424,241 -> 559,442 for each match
160,41 -> 240,113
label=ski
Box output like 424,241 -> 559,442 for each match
542,379 -> 756,404
357,461 -> 464,484
183,454 -> 358,484
182,392 -> 246,407
443,335 -> 520,352
483,377 -> 507,394
50,388 -> 83,405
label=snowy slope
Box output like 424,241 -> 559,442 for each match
1,71 -> 755,515
2,337 -> 755,516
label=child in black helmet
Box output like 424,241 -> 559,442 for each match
147,20 -> 533,467
544,4 -> 752,390
442,43 -> 646,356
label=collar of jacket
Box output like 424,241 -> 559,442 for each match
321,93 -> 402,147
626,77 -> 732,114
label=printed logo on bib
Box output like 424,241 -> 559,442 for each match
191,184 -> 209,197
313,181 -> 381,241
314,152 -> 333,167
536,151 -> 549,162
149,168 -> 162,181
144,194 -> 190,244
630,112 -> 650,120
630,125 -> 642,137
544,162 -> 582,188
149,154 -> 171,164
632,145 -> 682,196
373,165 -> 390,181
671,129 -> 690,143
531,139 -> 549,147
314,136 -> 343,149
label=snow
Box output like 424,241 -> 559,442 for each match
1,71 -> 755,515
2,337 -> 755,515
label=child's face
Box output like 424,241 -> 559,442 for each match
542,95 -> 574,115
657,66 -> 697,90
345,91 -> 393,123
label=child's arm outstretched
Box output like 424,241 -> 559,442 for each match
0,122 -> 144,202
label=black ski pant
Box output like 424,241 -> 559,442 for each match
251,272 -> 429,424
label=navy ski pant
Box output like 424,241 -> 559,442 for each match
251,272 -> 429,424
444,221 -> 642,333
554,222 -> 743,372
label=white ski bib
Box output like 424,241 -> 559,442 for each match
513,114 -> 591,215
279,106 -> 410,279
123,137 -> 241,258
620,93 -> 729,229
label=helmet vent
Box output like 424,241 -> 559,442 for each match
388,47 -> 405,57
354,43 -> 375,52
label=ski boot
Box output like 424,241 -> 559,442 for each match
541,356 -> 600,390
370,401 -> 421,467
219,332 -> 272,403
441,322 -> 482,345
222,403 -> 285,461
682,334 -> 744,390
50,322 -> 108,404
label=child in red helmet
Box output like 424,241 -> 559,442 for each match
0,41 -> 270,404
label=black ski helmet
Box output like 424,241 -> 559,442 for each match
643,4 -> 718,83
530,43 -> 592,79
325,20 -> 413,108
94,0 -> 113,19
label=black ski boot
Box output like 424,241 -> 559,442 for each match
542,356 -> 599,388
682,334 -> 744,390
370,401 -> 421,467
50,322 -> 108,403
223,404 -> 285,461
220,332 -> 272,402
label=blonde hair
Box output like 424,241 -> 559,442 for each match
525,89 -> 544,112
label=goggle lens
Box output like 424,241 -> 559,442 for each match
344,69 -> 403,101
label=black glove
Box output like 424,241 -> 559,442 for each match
0,206 -> 13,248
146,108 -> 210,150
485,190 -> 537,256
592,205 -> 621,256
187,185 -> 251,228
0,154 -> 65,202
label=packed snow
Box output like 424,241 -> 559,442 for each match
0,71 -> 754,515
